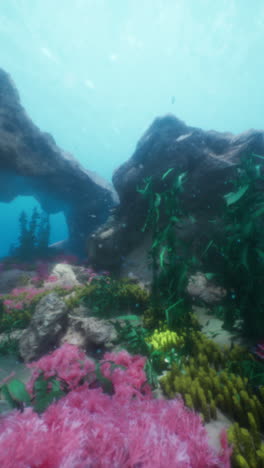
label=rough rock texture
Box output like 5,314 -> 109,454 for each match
0,263 -> 88,295
19,293 -> 68,362
0,329 -> 24,346
44,263 -> 83,288
88,114 -> 264,275
118,234 -> 152,288
0,69 -> 118,254
87,215 -> 129,270
186,272 -> 226,304
59,313 -> 117,353
18,293 -> 118,362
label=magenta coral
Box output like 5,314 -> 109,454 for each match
26,345 -> 152,400
0,345 -> 231,467
26,343 -> 96,392
0,387 -> 231,467
2,286 -> 46,314
101,350 -> 152,399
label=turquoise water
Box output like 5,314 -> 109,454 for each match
0,198 -> 68,258
1,0 -> 264,255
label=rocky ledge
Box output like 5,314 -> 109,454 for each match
88,114 -> 264,276
0,68 -> 118,254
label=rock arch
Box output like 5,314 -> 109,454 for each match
0,69 -> 117,255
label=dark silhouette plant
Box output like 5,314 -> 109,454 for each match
10,207 -> 50,261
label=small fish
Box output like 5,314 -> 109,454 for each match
171,96 -> 176,104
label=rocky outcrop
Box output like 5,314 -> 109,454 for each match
88,114 -> 264,276
18,292 -> 118,362
59,311 -> 117,356
186,272 -> 226,305
19,293 -> 68,362
87,215 -> 128,270
0,69 -> 118,254
43,263 -> 83,288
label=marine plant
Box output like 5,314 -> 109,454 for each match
143,304 -> 163,329
0,344 -> 232,467
203,152 -> 264,337
227,352 -> 264,390
138,170 -> 198,330
0,333 -> 20,356
0,345 -> 151,413
9,207 -> 50,261
146,327 -> 185,352
227,422 -> 264,467
110,319 -> 185,387
66,276 -> 149,318
138,153 -> 264,339
0,284 -> 73,340
160,332 -> 264,433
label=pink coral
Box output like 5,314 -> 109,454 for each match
0,345 -> 231,467
0,388 -> 231,467
2,286 -> 46,314
26,343 -> 96,393
101,350 -> 152,399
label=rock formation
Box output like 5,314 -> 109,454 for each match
88,114 -> 264,277
0,69 -> 118,254
19,292 -> 68,362
18,292 -> 118,362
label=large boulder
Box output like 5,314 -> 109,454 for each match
19,292 -> 68,362
59,312 -> 117,356
43,263 -> 83,288
18,293 -> 118,362
88,114 -> 264,277
0,69 -> 118,254
186,272 -> 226,305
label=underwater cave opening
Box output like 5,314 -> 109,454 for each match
0,195 -> 68,259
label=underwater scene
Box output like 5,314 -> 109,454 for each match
1,1 -> 264,467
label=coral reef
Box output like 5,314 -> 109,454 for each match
146,328 -> 185,352
0,285 -> 72,334
227,422 -> 264,467
0,344 -> 231,467
143,305 -> 160,329
160,332 -> 264,432
66,277 -> 149,317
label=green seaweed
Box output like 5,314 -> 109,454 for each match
138,171 -> 196,330
203,153 -> 264,337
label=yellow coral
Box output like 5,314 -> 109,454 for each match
160,331 -> 264,435
234,454 -> 250,468
158,323 -> 264,468
227,422 -> 264,467
147,328 -> 184,352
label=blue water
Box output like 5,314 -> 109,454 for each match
0,198 -> 68,258
1,0 -> 264,256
